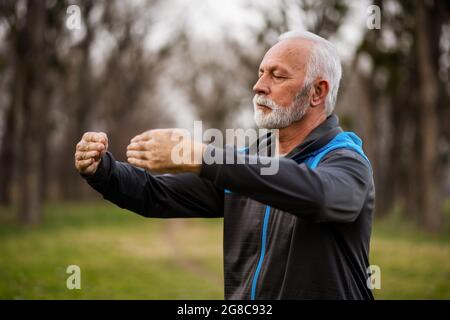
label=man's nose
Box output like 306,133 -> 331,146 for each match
253,76 -> 270,95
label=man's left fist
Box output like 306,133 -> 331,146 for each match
126,128 -> 205,174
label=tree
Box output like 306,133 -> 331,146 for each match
354,0 -> 450,231
16,0 -> 47,225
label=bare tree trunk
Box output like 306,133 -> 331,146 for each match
0,98 -> 16,205
355,70 -> 388,216
415,0 -> 441,232
17,0 -> 47,225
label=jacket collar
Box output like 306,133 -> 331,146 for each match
287,114 -> 342,160
251,114 -> 342,159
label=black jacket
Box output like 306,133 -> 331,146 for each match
83,115 -> 375,300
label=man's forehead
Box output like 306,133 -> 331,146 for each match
260,38 -> 313,71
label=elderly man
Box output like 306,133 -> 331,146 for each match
75,31 -> 375,300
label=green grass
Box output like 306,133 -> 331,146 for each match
0,203 -> 223,299
0,202 -> 449,299
370,203 -> 450,299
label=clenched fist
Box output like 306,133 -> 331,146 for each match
75,132 -> 108,175
126,128 -> 205,174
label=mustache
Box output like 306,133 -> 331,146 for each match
253,94 -> 280,110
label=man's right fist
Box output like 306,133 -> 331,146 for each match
75,132 -> 108,175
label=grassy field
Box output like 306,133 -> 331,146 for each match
0,202 -> 449,299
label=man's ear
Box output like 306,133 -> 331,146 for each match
310,79 -> 329,107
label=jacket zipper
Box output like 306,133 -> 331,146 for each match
250,205 -> 271,300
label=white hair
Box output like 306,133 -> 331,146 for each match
278,31 -> 342,116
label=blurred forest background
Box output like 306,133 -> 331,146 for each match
0,0 -> 449,299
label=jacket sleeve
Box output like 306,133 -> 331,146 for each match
200,145 -> 373,223
83,152 -> 224,218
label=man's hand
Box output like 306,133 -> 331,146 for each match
126,128 -> 205,174
74,132 -> 108,175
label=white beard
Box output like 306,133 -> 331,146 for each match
253,86 -> 310,129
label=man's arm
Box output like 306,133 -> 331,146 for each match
102,128 -> 371,223
84,151 -> 224,218
74,131 -> 223,218
200,145 -> 372,223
